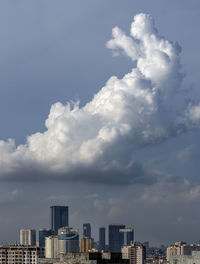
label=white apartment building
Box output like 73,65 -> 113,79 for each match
0,245 -> 44,264
122,242 -> 146,264
20,229 -> 36,246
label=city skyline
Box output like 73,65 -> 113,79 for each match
0,0 -> 199,247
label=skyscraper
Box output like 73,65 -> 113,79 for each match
99,227 -> 106,252
39,228 -> 52,247
58,227 -> 79,253
51,206 -> 69,234
20,229 -> 36,246
45,235 -> 58,258
80,237 -> 94,252
83,223 -> 91,238
120,228 -> 134,247
109,225 -> 125,252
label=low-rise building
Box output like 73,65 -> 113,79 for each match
39,252 -> 129,264
166,242 -> 200,261
169,250 -> 200,264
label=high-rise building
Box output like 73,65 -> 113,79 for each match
20,229 -> 36,246
80,237 -> 94,252
83,223 -> 91,238
58,226 -> 79,253
99,227 -> 106,252
39,228 -> 52,247
0,245 -> 44,264
119,228 -> 134,247
109,225 -> 125,252
122,242 -> 146,264
51,206 -> 69,234
45,235 -> 58,259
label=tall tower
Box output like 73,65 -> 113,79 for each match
99,227 -> 106,251
120,228 -> 134,247
39,228 -> 52,247
83,223 -> 91,238
51,206 -> 69,234
20,229 -> 36,246
80,237 -> 94,252
109,224 -> 125,252
58,227 -> 79,253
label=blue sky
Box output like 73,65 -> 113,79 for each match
0,0 -> 200,246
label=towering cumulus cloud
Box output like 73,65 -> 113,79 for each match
0,13 -> 200,183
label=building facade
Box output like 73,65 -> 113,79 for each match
83,223 -> 91,238
20,229 -> 36,246
109,225 -> 125,252
119,228 -> 134,247
39,228 -> 52,247
122,242 -> 146,264
45,235 -> 58,259
0,245 -> 44,264
39,252 -> 129,264
58,227 -> 79,253
80,237 -> 94,252
99,227 -> 106,252
51,206 -> 69,235
166,242 -> 200,261
169,251 -> 200,264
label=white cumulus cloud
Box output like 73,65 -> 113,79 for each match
0,13 -> 200,183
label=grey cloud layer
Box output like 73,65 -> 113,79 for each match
0,13 -> 200,183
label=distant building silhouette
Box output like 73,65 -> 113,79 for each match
83,223 -> 91,238
99,227 -> 106,251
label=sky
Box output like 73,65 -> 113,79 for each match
0,0 -> 200,247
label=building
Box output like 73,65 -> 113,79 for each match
122,242 -> 146,264
169,251 -> 200,264
0,245 -> 44,264
20,229 -> 36,246
109,225 -> 125,252
80,237 -> 94,252
45,235 -> 59,259
119,228 -> 134,247
58,227 -> 79,253
166,242 -> 200,261
83,223 -> 91,238
39,252 -> 129,264
51,206 -> 69,235
39,228 -> 52,247
99,227 -> 106,252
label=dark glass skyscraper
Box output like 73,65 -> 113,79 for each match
39,228 -> 52,247
99,227 -> 106,251
83,223 -> 91,238
51,206 -> 69,234
119,228 -> 134,247
109,224 -> 125,252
